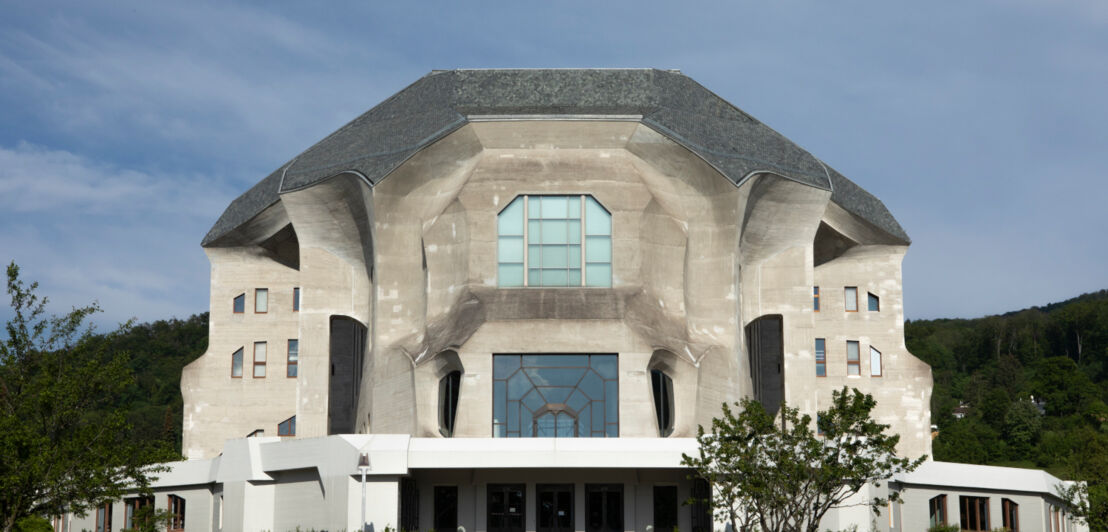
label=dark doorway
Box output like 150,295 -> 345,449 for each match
328,316 -> 367,434
653,485 -> 678,531
585,484 -> 623,532
434,486 -> 458,531
488,484 -> 525,532
537,484 -> 574,532
746,315 -> 784,416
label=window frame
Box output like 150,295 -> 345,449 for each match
813,286 -> 820,312
867,291 -> 880,312
253,342 -> 266,378
286,339 -> 298,378
497,195 -> 612,288
124,496 -> 154,530
293,287 -> 300,312
167,495 -> 185,532
439,370 -> 462,437
254,288 -> 268,314
815,338 -> 827,377
1002,498 -> 1019,532
869,346 -> 883,377
959,495 -> 990,531
232,293 -> 245,314
650,369 -> 675,437
846,341 -> 861,376
231,347 -> 244,378
928,494 -> 947,526
844,286 -> 858,312
95,502 -> 112,532
277,415 -> 296,437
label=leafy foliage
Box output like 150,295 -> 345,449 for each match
906,289 -> 1108,530
0,263 -> 181,531
681,388 -> 923,532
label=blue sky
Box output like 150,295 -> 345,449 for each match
1,1 -> 1106,327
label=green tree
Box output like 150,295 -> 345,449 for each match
0,263 -> 176,531
681,387 -> 924,532
1002,400 -> 1042,455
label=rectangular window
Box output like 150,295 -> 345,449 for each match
434,486 -> 459,532
168,495 -> 185,532
928,494 -> 947,526
960,496 -> 990,531
816,414 -> 825,436
815,338 -> 826,377
847,341 -> 860,376
867,292 -> 880,311
813,286 -> 820,312
845,286 -> 858,312
124,496 -> 154,530
233,293 -> 245,314
95,503 -> 112,532
253,342 -> 266,378
1002,498 -> 1019,532
492,353 -> 618,438
498,195 -> 611,288
293,287 -> 300,311
653,486 -> 678,531
254,288 -> 268,313
278,415 -> 296,436
287,339 -> 299,378
870,346 -> 882,377
231,347 -> 244,378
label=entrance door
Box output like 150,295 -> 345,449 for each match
585,484 -> 623,532
537,484 -> 574,532
488,484 -> 526,532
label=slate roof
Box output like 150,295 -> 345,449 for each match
203,69 -> 909,246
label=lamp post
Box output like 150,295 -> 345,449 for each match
358,452 -> 371,532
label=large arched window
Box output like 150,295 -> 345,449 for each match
439,370 -> 461,437
497,195 -> 611,287
650,369 -> 674,437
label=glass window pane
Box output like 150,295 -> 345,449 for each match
499,237 -> 523,263
529,220 -> 542,240
507,370 -> 531,397
585,236 -> 611,263
255,342 -> 267,362
541,196 -> 569,219
590,355 -> 618,378
542,245 -> 569,268
523,367 -> 587,387
542,269 -> 568,286
870,347 -> 882,376
521,390 -> 545,411
592,402 -> 605,431
233,294 -> 245,313
579,370 -> 604,399
585,264 -> 612,287
288,340 -> 298,362
541,220 -> 569,244
254,363 -> 266,378
568,196 -> 581,218
524,354 -> 590,367
847,341 -> 859,361
498,198 -> 524,235
508,401 -> 520,432
494,381 -> 506,423
255,289 -> 268,312
868,293 -> 880,311
577,404 -> 591,437
567,389 -> 589,411
585,197 -> 611,235
605,381 -> 618,418
568,246 -> 581,268
232,349 -> 243,376
568,220 -> 581,244
567,269 -> 582,286
495,355 -> 521,377
528,269 -> 541,286
539,387 -> 573,404
845,287 -> 858,311
499,264 -> 524,287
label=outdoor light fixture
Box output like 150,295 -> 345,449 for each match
358,452 -> 371,532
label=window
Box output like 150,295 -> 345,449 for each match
1002,498 -> 1019,532
293,287 -> 300,311
653,486 -> 677,531
95,503 -> 112,532
690,478 -> 712,532
254,288 -> 268,313
246,428 -> 264,437
650,370 -> 675,437
868,292 -> 880,311
586,484 -> 623,532
434,486 -> 458,532
816,414 -> 825,436
439,370 -> 461,437
168,495 -> 185,532
231,347 -> 244,378
928,494 -> 947,527
493,354 -> 618,438
813,286 -> 820,312
960,496 -> 990,531
253,342 -> 266,378
870,346 -> 882,377
278,415 -> 296,436
815,338 -> 826,377
844,286 -> 858,312
124,496 -> 154,530
847,341 -> 860,376
233,293 -> 245,313
287,339 -> 298,378
497,195 -> 612,287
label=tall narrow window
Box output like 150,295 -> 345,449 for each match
439,370 -> 461,437
497,195 -> 611,287
1002,498 -> 1019,532
278,415 -> 296,436
960,496 -> 990,531
255,288 -> 268,313
813,286 -> 820,312
846,341 -> 860,376
650,370 -> 675,437
928,494 -> 947,527
231,347 -> 244,378
815,338 -> 826,377
690,478 -> 712,532
293,287 -> 300,311
253,342 -> 266,378
167,495 -> 185,532
844,286 -> 858,312
95,503 -> 112,532
233,293 -> 245,314
287,339 -> 299,378
867,292 -> 880,311
125,496 -> 154,530
870,346 -> 882,377
434,486 -> 458,532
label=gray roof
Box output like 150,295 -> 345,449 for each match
203,69 -> 909,246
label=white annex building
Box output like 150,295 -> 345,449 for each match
65,70 -> 1082,532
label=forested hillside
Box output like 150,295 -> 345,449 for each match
906,290 -> 1108,480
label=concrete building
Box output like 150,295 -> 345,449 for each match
62,70 -> 1080,532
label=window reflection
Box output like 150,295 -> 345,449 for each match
493,354 -> 618,437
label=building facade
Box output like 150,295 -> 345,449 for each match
63,70 -> 1078,532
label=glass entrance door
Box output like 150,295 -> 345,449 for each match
537,484 -> 574,532
488,484 -> 526,532
585,484 -> 623,532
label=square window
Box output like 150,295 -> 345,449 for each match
255,288 -> 268,313
497,195 -> 610,287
